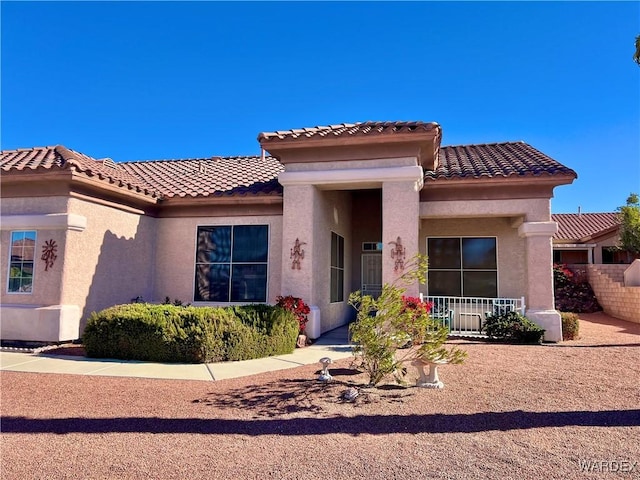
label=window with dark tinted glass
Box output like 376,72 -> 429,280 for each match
331,232 -> 344,302
195,225 -> 268,302
427,237 -> 497,297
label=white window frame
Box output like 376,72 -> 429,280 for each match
6,230 -> 37,294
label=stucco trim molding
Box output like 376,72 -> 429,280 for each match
278,165 -> 424,189
0,304 -> 81,342
0,213 -> 87,232
518,221 -> 557,238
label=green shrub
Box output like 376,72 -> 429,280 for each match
561,312 -> 580,341
482,311 -> 545,344
349,254 -> 466,386
224,305 -> 299,361
83,303 -> 298,363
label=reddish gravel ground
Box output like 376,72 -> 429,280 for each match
2,312 -> 639,480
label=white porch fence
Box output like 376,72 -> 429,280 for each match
420,295 -> 526,336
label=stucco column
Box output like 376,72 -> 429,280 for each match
518,221 -> 562,342
280,184 -> 318,304
382,172 -> 422,297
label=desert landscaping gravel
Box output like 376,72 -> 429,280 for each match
1,312 -> 639,479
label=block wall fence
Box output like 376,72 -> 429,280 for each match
586,263 -> 640,324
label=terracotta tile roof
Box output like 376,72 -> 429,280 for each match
0,146 -> 158,197
258,121 -> 440,143
120,155 -> 284,198
427,142 -> 577,180
552,212 -> 620,241
1,136 -> 576,201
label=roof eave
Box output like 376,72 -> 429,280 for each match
69,171 -> 159,205
424,172 -> 577,187
158,193 -> 283,206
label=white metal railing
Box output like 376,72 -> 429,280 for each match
361,284 -> 382,298
420,295 -> 526,336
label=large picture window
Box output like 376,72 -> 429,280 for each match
427,237 -> 497,297
330,232 -> 344,303
195,225 -> 268,302
7,230 -> 36,293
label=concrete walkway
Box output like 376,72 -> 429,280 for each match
0,326 -> 352,382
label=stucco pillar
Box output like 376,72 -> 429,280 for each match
280,184 -> 318,305
382,172 -> 422,297
518,221 -> 562,342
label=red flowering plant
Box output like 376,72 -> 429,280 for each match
399,296 -> 434,345
553,263 -> 574,288
276,295 -> 311,334
553,263 -> 601,313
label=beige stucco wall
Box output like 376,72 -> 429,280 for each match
155,215 -> 283,306
285,156 -> 418,172
64,197 -> 156,332
0,196 -> 70,217
420,198 -> 550,222
312,190 -> 353,332
1,197 -> 79,341
419,217 -> 526,299
280,184 -> 354,334
593,232 -> 621,263
0,198 -> 70,307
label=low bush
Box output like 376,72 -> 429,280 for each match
482,311 -> 546,344
561,312 -> 580,341
83,303 -> 298,363
348,255 -> 466,386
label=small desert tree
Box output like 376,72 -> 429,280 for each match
617,193 -> 640,256
348,254 -> 466,386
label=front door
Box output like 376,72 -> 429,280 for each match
361,253 -> 382,297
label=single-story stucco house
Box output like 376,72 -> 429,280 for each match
1,121 -> 577,343
552,212 -> 633,264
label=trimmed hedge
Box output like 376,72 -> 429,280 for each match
482,311 -> 546,344
82,303 -> 299,363
561,312 -> 580,341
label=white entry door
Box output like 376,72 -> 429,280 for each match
361,253 -> 382,297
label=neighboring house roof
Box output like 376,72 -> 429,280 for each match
428,142 -> 577,180
0,146 -> 158,198
120,156 -> 284,198
257,121 -> 441,143
552,212 -> 620,242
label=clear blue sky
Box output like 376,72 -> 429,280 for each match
2,1 -> 638,213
